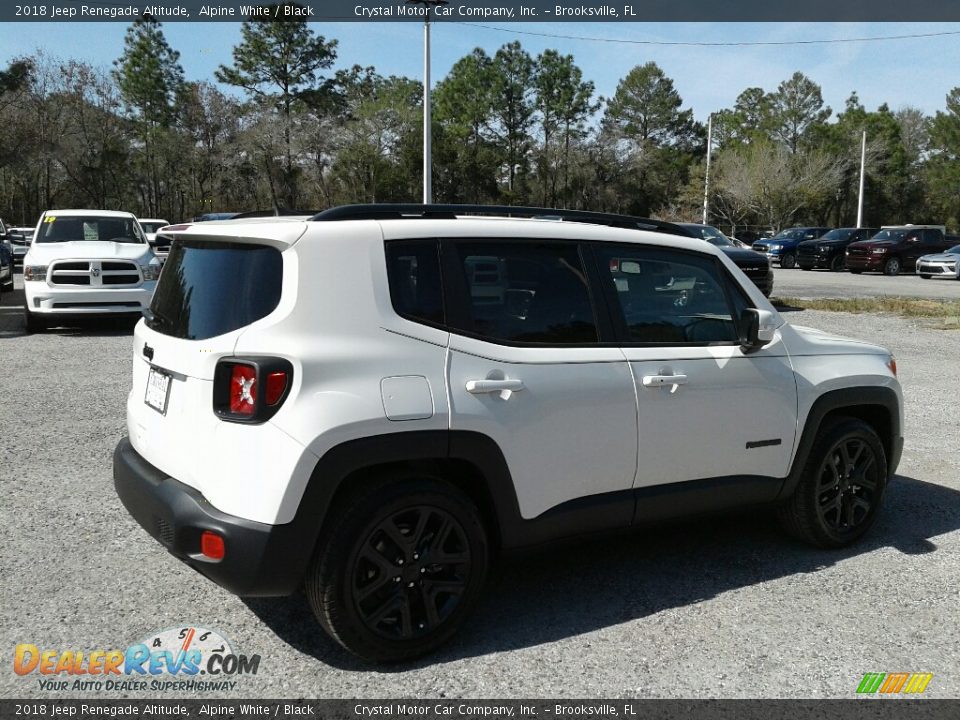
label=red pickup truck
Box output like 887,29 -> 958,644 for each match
845,225 -> 960,275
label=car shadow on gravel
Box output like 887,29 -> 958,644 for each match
0,286 -> 138,338
241,473 -> 959,670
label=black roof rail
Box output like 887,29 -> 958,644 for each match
310,204 -> 696,238
232,208 -> 320,219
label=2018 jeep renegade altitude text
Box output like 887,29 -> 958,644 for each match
114,205 -> 903,663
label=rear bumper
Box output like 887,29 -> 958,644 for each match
113,437 -> 310,597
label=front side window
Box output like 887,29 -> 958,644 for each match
36,215 -> 146,244
596,245 -> 740,345
447,240 -> 598,345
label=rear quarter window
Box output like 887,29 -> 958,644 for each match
147,240 -> 282,340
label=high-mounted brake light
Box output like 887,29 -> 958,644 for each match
213,357 -> 293,424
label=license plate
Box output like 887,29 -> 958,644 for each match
145,367 -> 171,415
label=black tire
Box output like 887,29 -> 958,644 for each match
306,475 -> 489,663
23,306 -> 45,334
882,257 -> 901,276
830,255 -> 846,272
777,417 -> 887,549
780,253 -> 796,269
919,274 -> 931,280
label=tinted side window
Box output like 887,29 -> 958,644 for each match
385,240 -> 444,326
596,245 -> 739,345
448,241 -> 598,345
922,229 -> 941,244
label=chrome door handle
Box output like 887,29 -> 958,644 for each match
641,374 -> 688,388
465,379 -> 526,394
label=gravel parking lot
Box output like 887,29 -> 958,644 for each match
1,269 -> 958,699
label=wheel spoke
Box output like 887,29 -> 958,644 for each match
411,508 -> 432,550
381,517 -> 412,553
419,586 -> 443,629
398,599 -> 414,638
365,594 -> 403,627
851,497 -> 872,525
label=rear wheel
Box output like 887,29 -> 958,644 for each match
778,417 -> 887,548
306,476 -> 489,663
780,253 -> 797,269
883,257 -> 901,276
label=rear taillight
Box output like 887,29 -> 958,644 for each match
213,357 -> 293,423
229,365 -> 257,415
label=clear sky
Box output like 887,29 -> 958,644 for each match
1,21 -> 959,121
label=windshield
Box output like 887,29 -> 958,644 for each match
945,245 -> 960,254
140,221 -> 168,234
770,229 -> 807,241
36,215 -> 146,244
817,229 -> 852,242
870,229 -> 907,242
680,224 -> 736,247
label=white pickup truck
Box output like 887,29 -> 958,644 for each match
22,209 -> 161,332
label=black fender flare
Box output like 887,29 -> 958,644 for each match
776,386 -> 902,503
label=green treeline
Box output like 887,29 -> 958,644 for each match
2,14 -> 960,231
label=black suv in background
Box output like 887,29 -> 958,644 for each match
678,223 -> 774,296
797,227 -> 880,271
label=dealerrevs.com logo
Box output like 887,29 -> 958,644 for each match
14,627 -> 261,692
857,673 -> 934,695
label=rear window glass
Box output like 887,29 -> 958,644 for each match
147,240 -> 282,340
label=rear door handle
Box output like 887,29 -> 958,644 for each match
641,374 -> 688,388
465,379 -> 526,394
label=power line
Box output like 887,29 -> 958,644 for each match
454,23 -> 960,47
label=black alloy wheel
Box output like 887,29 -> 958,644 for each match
306,476 -> 488,662
781,253 -> 797,269
813,436 -> 881,540
350,505 -> 471,641
830,254 -> 845,272
777,417 -> 887,548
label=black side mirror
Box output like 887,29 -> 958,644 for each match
739,309 -> 761,351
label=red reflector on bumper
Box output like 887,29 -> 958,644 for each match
201,531 -> 225,560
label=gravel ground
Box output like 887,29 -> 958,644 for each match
1,273 -> 958,700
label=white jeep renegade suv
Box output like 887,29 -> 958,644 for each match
23,209 -> 161,332
114,205 -> 904,662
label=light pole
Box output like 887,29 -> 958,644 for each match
702,113 -> 713,225
406,0 -> 448,204
856,130 -> 867,227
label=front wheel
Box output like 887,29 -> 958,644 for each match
883,257 -> 901,276
780,253 -> 797,269
777,417 -> 887,548
830,255 -> 846,272
306,476 -> 489,663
